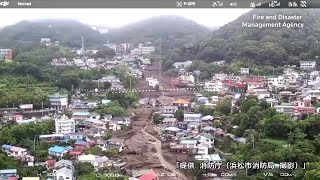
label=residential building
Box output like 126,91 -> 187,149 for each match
72,111 -> 91,122
55,115 -> 75,134
195,154 -> 222,162
173,99 -> 190,108
0,49 -> 13,60
300,61 -> 316,69
40,38 -> 51,43
162,118 -> 178,127
48,93 -> 68,110
54,160 -> 75,180
295,93 -> 312,107
98,76 -> 120,83
78,154 -> 112,171
130,45 -> 155,55
213,74 -> 228,80
211,60 -> 225,65
184,113 -> 202,122
0,169 -> 18,180
204,82 -> 224,92
132,169 -> 159,180
274,105 -> 294,115
247,81 -> 265,91
240,68 -> 250,75
160,106 -> 178,116
2,145 -> 27,157
173,60 -> 192,69
73,140 -> 90,152
268,76 -> 285,88
48,146 -> 70,158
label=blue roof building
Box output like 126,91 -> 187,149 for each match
48,146 -> 68,158
2,144 -> 13,151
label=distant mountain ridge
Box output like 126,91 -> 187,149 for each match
195,9 -> 320,66
105,15 -> 210,47
0,20 -> 105,48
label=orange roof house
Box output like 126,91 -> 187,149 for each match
173,99 -> 190,106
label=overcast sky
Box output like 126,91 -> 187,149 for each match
0,9 -> 251,28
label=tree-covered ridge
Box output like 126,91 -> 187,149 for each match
162,9 -> 320,69
106,16 -> 210,47
0,20 -> 105,48
197,9 -> 320,65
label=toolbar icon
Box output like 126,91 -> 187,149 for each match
0,1 -> 9,6
256,2 -> 262,7
176,1 -> 183,7
212,1 -> 223,7
250,2 -> 255,7
288,1 -> 298,7
269,0 -> 280,7
300,1 -> 307,7
230,2 -> 237,7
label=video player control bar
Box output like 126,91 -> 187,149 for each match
0,0 -> 319,8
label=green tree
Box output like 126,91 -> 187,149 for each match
86,146 -> 103,155
75,162 -> 94,177
174,109 -> 184,121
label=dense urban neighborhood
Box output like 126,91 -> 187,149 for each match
1,8 -> 320,180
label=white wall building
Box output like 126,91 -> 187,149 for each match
300,61 -> 316,69
48,93 -> 68,110
55,115 -> 76,134
240,68 -> 250,75
268,76 -> 284,88
204,82 -> 224,92
184,113 -> 202,122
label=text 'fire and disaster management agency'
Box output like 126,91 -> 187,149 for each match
242,14 -> 304,29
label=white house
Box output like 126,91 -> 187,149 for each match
240,68 -> 250,75
204,82 -> 224,92
184,113 -> 202,122
173,60 -> 192,69
48,93 -> 68,110
268,76 -> 284,88
78,154 -> 112,171
55,115 -> 75,134
161,106 -> 178,115
211,96 -> 219,106
300,61 -> 316,69
247,82 -> 265,91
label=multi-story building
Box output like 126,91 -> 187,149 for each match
300,61 -> 316,69
0,49 -> 13,60
48,93 -> 68,110
55,115 -> 75,134
204,82 -> 224,92
184,113 -> 202,122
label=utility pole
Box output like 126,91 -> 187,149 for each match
251,134 -> 255,151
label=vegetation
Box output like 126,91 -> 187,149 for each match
163,9 -> 320,71
0,20 -> 105,48
75,162 -> 94,177
153,113 -> 164,124
174,109 -> 184,121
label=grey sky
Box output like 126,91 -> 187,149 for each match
0,9 -> 251,28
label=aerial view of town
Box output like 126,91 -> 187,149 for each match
0,7 -> 320,180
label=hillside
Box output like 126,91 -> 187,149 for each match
0,20 -> 105,49
106,16 -> 210,48
196,9 -> 320,66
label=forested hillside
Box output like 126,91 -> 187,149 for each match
106,16 -> 210,48
163,9 -> 320,69
0,20 -> 105,48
